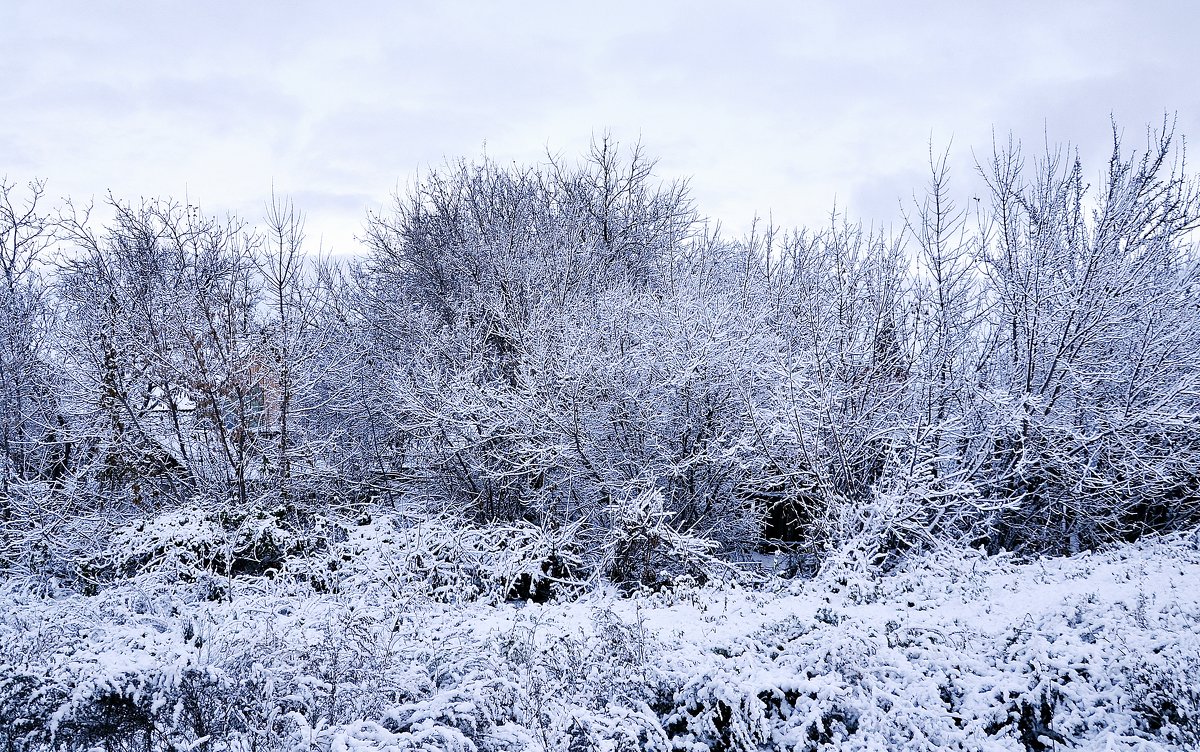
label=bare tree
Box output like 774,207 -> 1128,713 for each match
256,193 -> 356,507
58,198 -> 266,511
357,139 -> 699,521
0,178 -> 61,569
977,120 -> 1200,552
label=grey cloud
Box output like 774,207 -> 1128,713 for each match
3,0 -> 1197,256
285,189 -> 374,214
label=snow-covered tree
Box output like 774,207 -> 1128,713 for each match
57,198 -> 266,510
977,121 -> 1200,552
0,178 -> 62,571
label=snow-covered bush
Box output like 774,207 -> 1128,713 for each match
600,489 -> 741,592
306,514 -> 589,604
3,528 -> 1200,750
1125,639 -> 1200,746
79,502 -> 337,592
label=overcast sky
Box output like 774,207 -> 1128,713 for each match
3,1 -> 1196,255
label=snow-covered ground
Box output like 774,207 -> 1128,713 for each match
2,522 -> 1199,751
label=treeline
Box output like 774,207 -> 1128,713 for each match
2,125 -> 1199,582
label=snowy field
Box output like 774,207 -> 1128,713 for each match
2,517 -> 1198,751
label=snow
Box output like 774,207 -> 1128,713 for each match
2,522 -> 1199,750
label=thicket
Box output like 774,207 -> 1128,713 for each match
2,122 -> 1199,590
3,517 -> 1198,751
